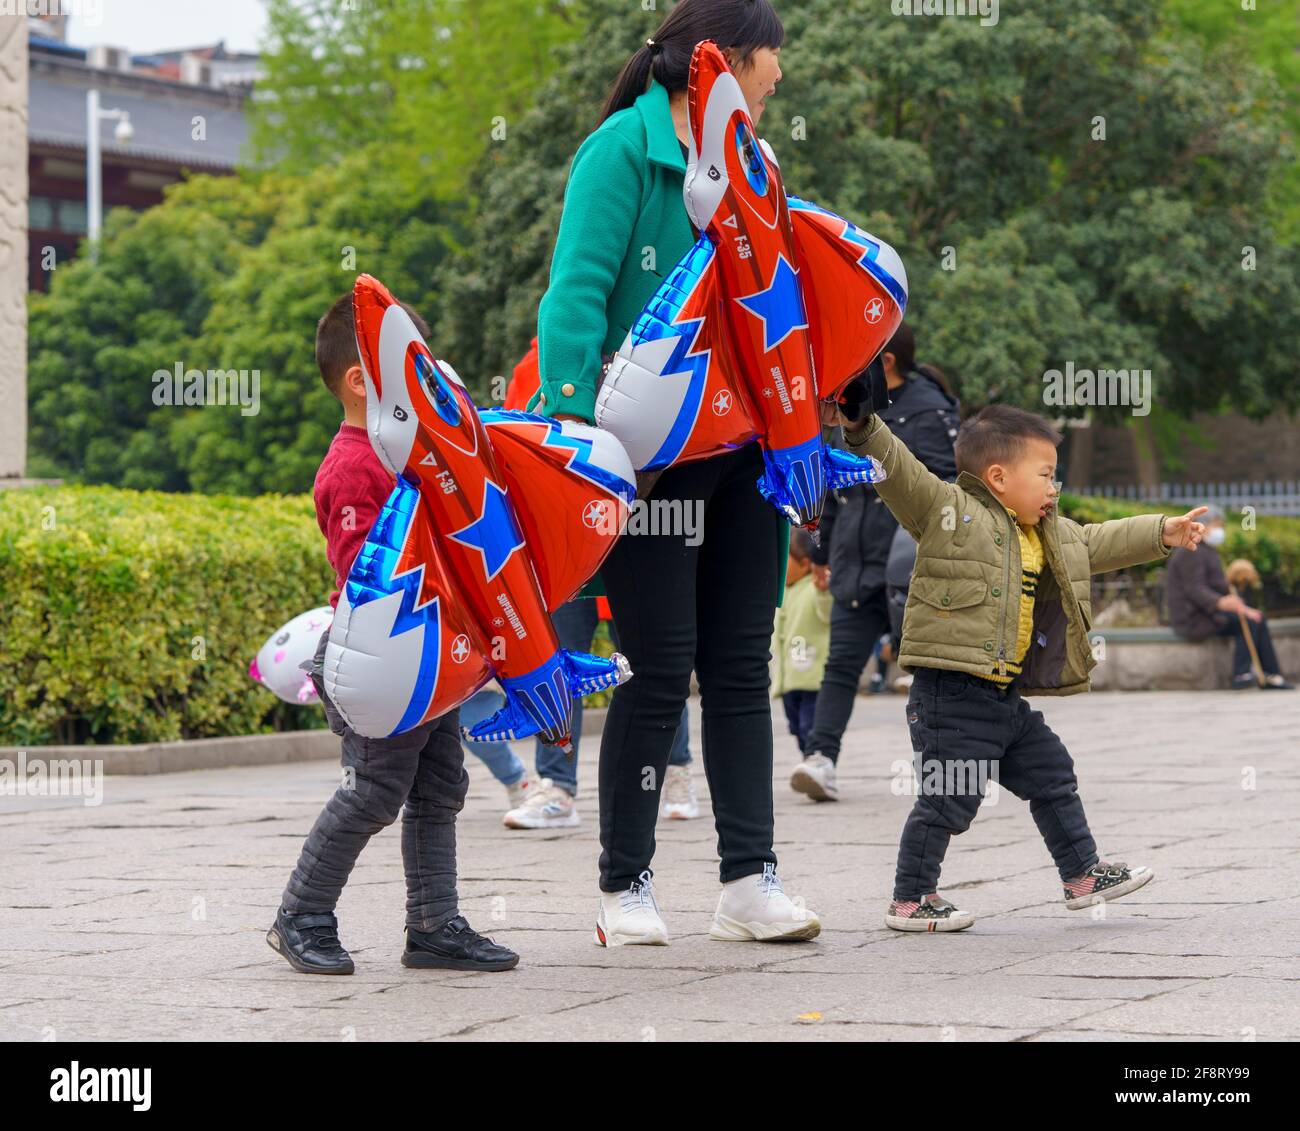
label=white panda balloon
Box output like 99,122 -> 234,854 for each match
249,606 -> 334,705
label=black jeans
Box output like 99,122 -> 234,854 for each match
598,442 -> 781,891
1211,611 -> 1282,678
893,668 -> 1099,901
803,590 -> 891,764
281,631 -> 469,930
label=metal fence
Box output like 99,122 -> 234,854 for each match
1067,481 -> 1300,517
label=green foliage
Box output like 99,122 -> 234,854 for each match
0,486 -> 332,746
29,157 -> 464,494
1163,0 -> 1300,239
251,0 -> 582,199
28,0 -> 1300,497
437,0 -> 1300,419
433,0 -> 640,384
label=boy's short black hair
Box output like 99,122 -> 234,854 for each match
315,291 -> 431,399
954,404 -> 1063,477
789,527 -> 816,562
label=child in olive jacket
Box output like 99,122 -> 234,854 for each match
839,402 -> 1208,931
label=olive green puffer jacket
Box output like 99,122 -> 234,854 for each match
842,415 -> 1171,696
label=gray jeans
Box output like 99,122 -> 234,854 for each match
281,631 -> 468,930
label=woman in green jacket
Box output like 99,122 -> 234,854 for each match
532,0 -> 821,947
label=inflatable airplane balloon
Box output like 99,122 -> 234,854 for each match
322,275 -> 636,747
595,40 -> 908,528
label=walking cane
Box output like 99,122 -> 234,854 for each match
1229,582 -> 1266,688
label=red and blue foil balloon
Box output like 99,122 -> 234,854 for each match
323,276 -> 636,745
595,40 -> 908,528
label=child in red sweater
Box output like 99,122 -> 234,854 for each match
267,293 -> 518,975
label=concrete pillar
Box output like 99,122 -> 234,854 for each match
0,14 -> 27,478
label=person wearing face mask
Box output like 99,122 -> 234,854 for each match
1165,504 -> 1294,690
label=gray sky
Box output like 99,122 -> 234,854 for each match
67,0 -> 268,56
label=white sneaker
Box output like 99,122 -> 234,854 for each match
790,753 -> 839,802
709,863 -> 821,942
660,763 -> 700,820
595,870 -> 669,947
502,779 -> 579,829
504,776 -> 534,811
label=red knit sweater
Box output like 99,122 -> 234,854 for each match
313,423 -> 395,608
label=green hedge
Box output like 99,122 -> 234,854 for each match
0,485 -> 332,746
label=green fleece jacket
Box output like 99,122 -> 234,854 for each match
842,414 -> 1172,695
533,79 -> 790,604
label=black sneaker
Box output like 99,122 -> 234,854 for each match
1262,674 -> 1295,691
266,908 -> 355,975
1063,861 -> 1154,909
402,915 -> 519,971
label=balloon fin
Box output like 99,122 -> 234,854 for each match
825,445 -> 887,490
461,649 -> 632,745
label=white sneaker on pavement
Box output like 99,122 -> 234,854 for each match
502,779 -> 579,829
660,763 -> 700,820
790,752 -> 839,802
709,863 -> 821,941
595,870 -> 669,947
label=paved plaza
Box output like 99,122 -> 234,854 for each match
2,690 -> 1297,1042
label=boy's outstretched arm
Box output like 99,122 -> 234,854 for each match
840,413 -> 955,541
1079,507 -> 1205,575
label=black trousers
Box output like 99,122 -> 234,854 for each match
803,589 -> 891,764
1211,612 -> 1282,678
598,442 -> 781,891
893,668 -> 1099,901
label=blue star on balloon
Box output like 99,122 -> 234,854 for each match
735,254 -> 809,352
448,480 -> 525,581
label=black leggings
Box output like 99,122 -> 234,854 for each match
598,442 -> 782,891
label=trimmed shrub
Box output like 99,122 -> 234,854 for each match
0,486 -> 332,746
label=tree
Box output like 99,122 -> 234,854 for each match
28,154 -> 464,495
250,0 -> 582,201
438,0 -> 1299,492
27,175 -> 293,488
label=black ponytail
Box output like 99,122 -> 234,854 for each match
599,0 -> 784,123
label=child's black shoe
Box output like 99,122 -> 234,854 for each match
267,908 -> 355,975
402,915 -> 519,971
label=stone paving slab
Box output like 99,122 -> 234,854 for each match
1,690 -> 1297,1042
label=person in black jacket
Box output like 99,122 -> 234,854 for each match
791,323 -> 960,803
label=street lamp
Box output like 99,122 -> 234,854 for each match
86,89 -> 133,246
